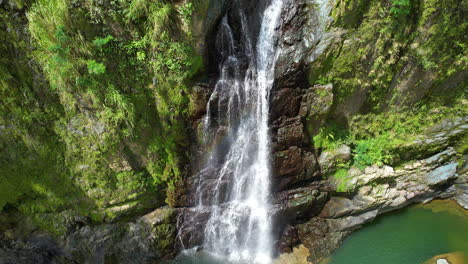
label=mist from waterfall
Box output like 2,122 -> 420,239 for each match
192,0 -> 284,263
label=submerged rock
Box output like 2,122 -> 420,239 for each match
274,244 -> 311,264
423,252 -> 466,264
454,193 -> 468,210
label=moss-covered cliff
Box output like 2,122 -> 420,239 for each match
308,0 -> 467,185
0,0 -> 466,262
0,0 -> 206,236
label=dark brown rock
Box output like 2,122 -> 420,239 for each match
270,88 -> 302,121
276,225 -> 300,253
273,147 -> 320,190
274,0 -> 309,87
276,117 -> 304,148
176,207 -> 211,249
273,186 -> 328,221
296,217 -> 345,262
274,146 -> 303,177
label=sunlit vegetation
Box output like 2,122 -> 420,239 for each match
311,0 -> 467,186
0,0 -> 203,233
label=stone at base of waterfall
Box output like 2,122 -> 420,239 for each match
437,259 -> 449,264
274,244 -> 311,264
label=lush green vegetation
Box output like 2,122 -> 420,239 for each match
334,169 -> 351,192
311,0 -> 467,191
311,0 -> 466,110
0,0 -> 465,235
0,0 -> 204,234
390,0 -> 411,17
315,99 -> 465,169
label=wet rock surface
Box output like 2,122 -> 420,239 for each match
182,0 -> 468,261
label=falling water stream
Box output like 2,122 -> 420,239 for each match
178,0 -> 284,263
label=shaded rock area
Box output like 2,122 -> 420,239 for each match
0,208 -> 176,264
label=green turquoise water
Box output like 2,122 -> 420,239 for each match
328,200 -> 468,264
170,201 -> 468,264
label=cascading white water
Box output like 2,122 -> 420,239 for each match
194,0 -> 284,263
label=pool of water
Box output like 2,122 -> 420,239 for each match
165,251 -> 224,264
165,250 -> 254,264
327,200 -> 468,264
169,200 -> 468,264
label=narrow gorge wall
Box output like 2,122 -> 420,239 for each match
0,0 -> 466,263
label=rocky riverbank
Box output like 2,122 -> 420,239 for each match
277,144 -> 467,262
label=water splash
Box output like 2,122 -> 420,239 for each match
194,0 -> 284,263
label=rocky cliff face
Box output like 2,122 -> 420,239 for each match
0,0 -> 466,263
264,0 -> 467,262
180,0 -> 466,262
184,0 -> 466,262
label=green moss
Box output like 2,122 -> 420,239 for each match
334,169 -> 351,193
86,59 -> 106,74
311,0 -> 466,111
1,0 -> 203,234
353,135 -> 393,169
309,0 -> 466,174
314,98 -> 466,171
25,0 -> 199,208
455,134 -> 468,155
331,0 -> 372,28
313,121 -> 350,151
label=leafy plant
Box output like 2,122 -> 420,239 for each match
93,35 -> 114,47
353,134 -> 393,169
86,60 -> 106,74
313,121 -> 349,150
390,0 -> 411,17
177,2 -> 193,25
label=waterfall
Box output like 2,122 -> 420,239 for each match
192,0 -> 284,263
